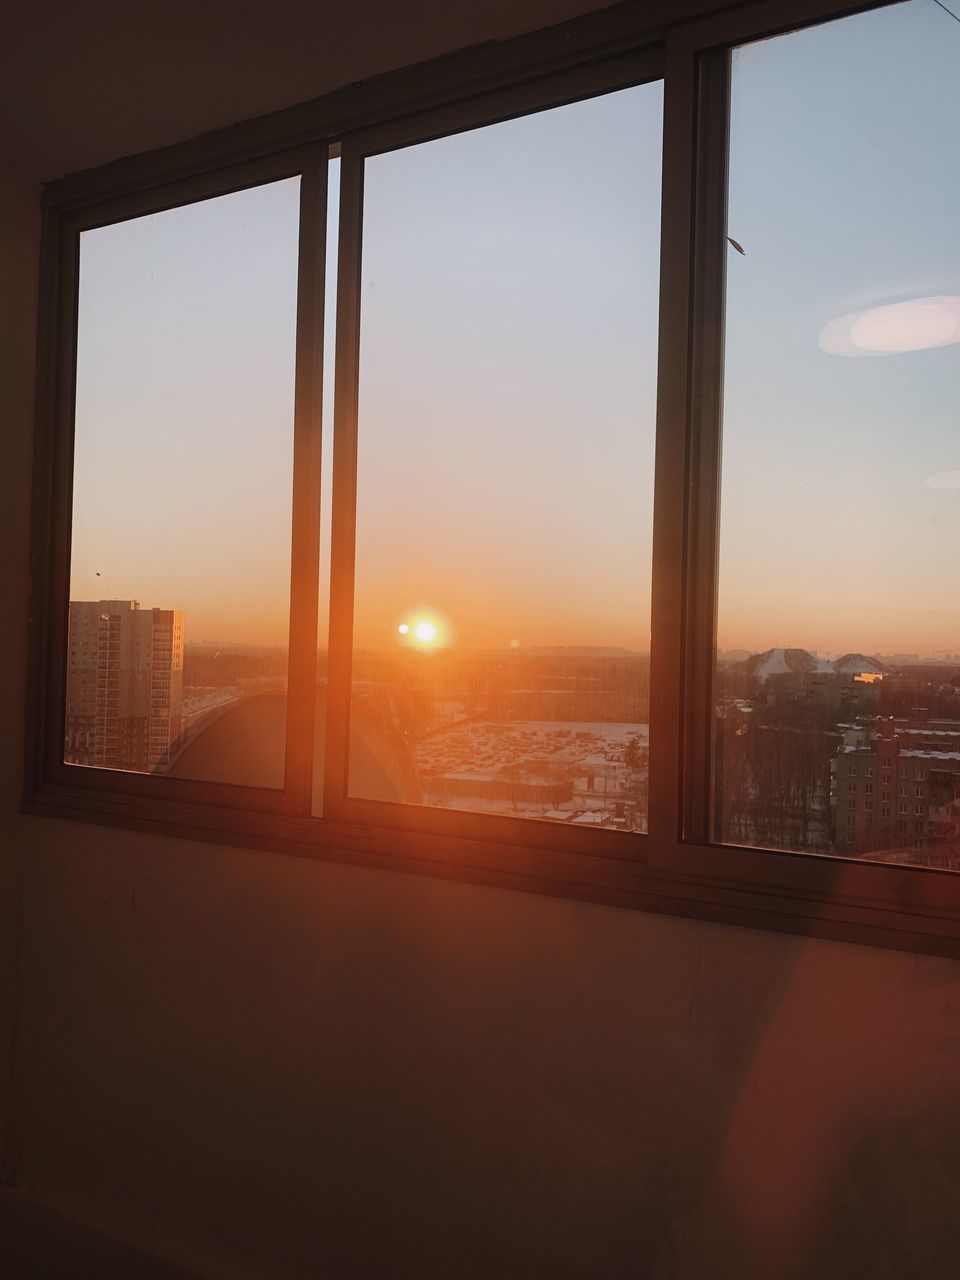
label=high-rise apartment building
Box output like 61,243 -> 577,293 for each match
64,599 -> 184,773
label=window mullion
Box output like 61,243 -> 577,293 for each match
647,36 -> 700,853
681,46 -> 731,848
283,149 -> 329,813
321,149 -> 364,817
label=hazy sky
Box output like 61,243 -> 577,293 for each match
352,82 -> 661,651
72,177 -> 300,646
70,0 -> 959,657
718,0 -> 960,656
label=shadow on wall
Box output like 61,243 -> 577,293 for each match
654,890 -> 960,1280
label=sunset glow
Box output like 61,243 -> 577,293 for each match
396,612 -> 448,648
60,0 -> 960,869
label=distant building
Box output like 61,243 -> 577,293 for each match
424,765 -> 573,808
65,599 -> 184,773
832,718 -> 960,857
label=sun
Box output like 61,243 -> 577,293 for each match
414,619 -> 437,645
397,613 -> 446,648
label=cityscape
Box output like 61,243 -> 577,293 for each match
65,598 -> 960,869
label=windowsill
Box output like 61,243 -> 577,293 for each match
22,782 -> 960,960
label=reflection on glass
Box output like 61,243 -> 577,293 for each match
348,84 -> 663,831
715,0 -> 960,868
66,179 -> 301,786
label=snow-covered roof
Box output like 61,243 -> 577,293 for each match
741,647 -> 889,683
754,648 -> 791,680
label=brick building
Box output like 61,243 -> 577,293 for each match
832,718 -> 960,857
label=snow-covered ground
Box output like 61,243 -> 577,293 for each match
415,719 -> 649,830
415,720 -> 648,775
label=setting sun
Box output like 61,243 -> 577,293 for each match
414,620 -> 437,644
397,612 -> 448,648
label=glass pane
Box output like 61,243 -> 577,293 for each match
66,178 -> 301,786
715,0 -> 960,869
348,84 -> 662,832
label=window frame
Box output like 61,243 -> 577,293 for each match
322,48 -> 663,858
27,0 -> 960,961
28,146 -> 328,817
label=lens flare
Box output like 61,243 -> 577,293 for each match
924,471 -> 960,490
819,296 -> 960,357
396,609 -> 449,649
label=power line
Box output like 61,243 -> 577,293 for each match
932,0 -> 960,28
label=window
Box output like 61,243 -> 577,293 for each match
342,85 -> 661,834
26,0 -> 960,959
66,179 -> 301,787
713,0 -> 960,875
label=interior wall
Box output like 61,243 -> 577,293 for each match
2,0 -> 646,181
5,817 -> 960,1280
0,164 -> 40,1171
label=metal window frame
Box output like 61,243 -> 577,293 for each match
27,0 -> 960,960
321,45 -> 664,859
27,146 -> 328,817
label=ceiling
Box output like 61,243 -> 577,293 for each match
0,0 -> 619,183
